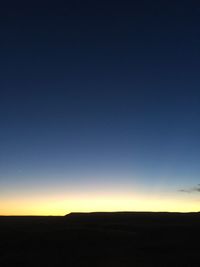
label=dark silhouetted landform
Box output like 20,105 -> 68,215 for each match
0,212 -> 200,266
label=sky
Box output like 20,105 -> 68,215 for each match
0,1 -> 200,215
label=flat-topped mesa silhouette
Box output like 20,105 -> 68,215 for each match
65,211 -> 200,218
65,211 -> 171,217
65,211 -> 200,225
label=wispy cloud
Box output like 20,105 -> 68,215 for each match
179,184 -> 200,193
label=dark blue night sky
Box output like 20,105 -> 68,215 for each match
1,1 -> 200,214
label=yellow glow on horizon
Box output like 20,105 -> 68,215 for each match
0,191 -> 199,215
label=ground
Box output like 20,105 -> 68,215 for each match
0,212 -> 200,266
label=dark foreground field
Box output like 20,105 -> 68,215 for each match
0,212 -> 200,267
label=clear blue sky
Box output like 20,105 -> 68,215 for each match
0,1 -> 200,214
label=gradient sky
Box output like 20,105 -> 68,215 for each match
1,1 -> 200,215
